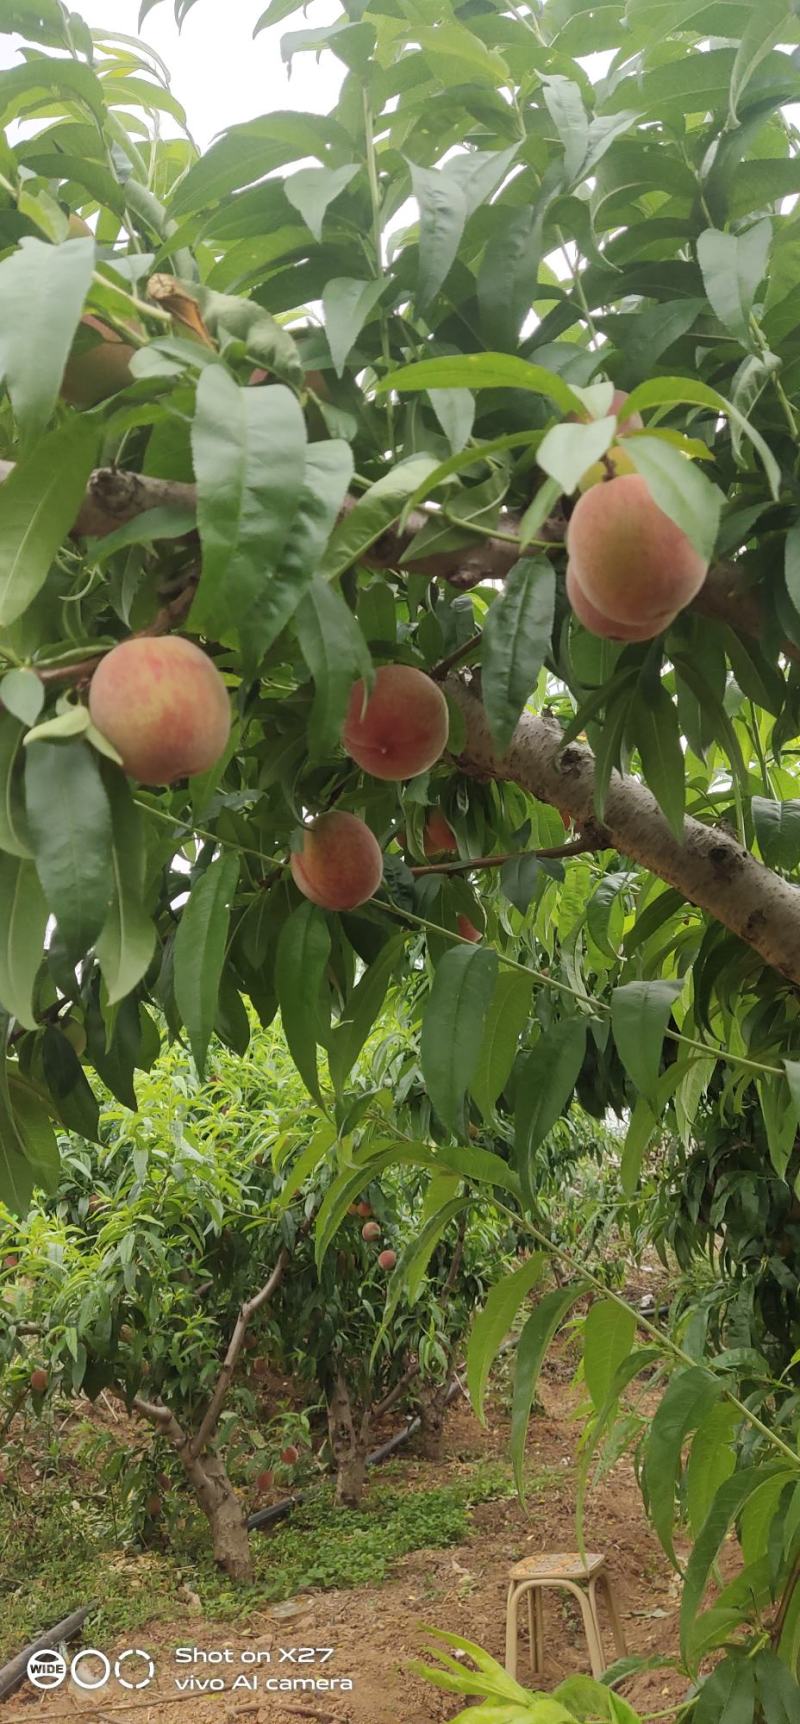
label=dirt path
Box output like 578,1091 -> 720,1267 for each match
3,1372 -> 688,1723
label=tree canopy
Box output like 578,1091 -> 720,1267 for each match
2,0 -> 800,1713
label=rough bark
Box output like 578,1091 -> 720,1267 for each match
327,1373 -> 369,1508
122,1392 -> 253,1582
448,677 -> 800,987
415,1380 -> 450,1460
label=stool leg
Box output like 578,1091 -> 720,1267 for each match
564,1579 -> 605,1679
533,1588 -> 545,1675
600,1573 -> 626,1657
526,1589 -> 535,1674
505,1583 -> 519,1679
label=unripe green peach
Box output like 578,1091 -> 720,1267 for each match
423,809 -> 458,856
290,811 -> 383,911
89,636 -> 231,786
343,665 -> 449,781
566,562 -> 675,642
573,389 -> 644,490
61,314 -> 135,407
566,474 -> 707,628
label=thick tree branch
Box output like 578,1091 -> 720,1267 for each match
0,460 -> 793,671
448,676 -> 800,987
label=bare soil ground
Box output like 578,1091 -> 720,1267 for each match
2,1359 -> 692,1724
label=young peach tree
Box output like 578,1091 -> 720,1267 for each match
1,0 -> 800,1713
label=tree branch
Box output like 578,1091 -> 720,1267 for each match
448,676 -> 800,987
190,1231 -> 305,1460
409,837 -> 600,876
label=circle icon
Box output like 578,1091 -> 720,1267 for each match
115,1650 -> 156,1690
70,1649 -> 111,1691
27,1649 -> 66,1691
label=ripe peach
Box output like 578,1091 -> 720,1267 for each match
343,666 -> 449,781
89,636 -> 231,786
281,1444 -> 299,1466
146,1493 -> 162,1517
3,1254 -> 18,1270
29,1368 -> 48,1394
256,1468 -> 274,1492
377,1249 -> 397,1271
356,1201 -> 372,1218
457,915 -> 481,943
566,563 -> 675,642
252,1357 -> 269,1379
290,811 -> 383,911
566,474 -> 707,628
362,1220 -> 381,1242
573,389 -> 644,490
61,314 -> 135,407
424,809 -> 458,856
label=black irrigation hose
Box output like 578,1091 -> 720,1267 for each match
0,1603 -> 95,1703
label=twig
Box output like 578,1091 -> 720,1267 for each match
430,632 -> 483,681
409,837 -> 599,876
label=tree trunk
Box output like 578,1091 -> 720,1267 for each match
327,1373 -> 369,1508
182,1449 -> 253,1582
416,1381 -> 450,1461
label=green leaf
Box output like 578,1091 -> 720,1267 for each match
189,366 -> 307,650
169,111 -> 345,216
624,436 -> 722,563
620,1095 -> 658,1195
420,944 -> 499,1136
0,419 -> 98,627
542,75 -> 589,182
0,1054 -> 58,1218
758,1072 -> 798,1179
482,559 -> 556,753
470,971 -> 533,1120
477,204 -> 542,351
0,716 -> 31,858
410,160 -> 469,312
729,2 -> 791,121
753,1650 -> 800,1724
319,454 -> 441,582
0,237 -> 95,442
379,1197 -> 468,1337
428,389 -> 475,456
752,796 -> 800,871
537,417 -> 616,494
0,669 -> 43,728
644,1366 -> 723,1565
378,354 -> 585,416
633,682 -> 686,839
95,775 -> 156,1006
583,1298 -> 636,1412
514,1019 -> 587,1200
275,900 -> 331,1104
251,440 -> 354,663
294,575 -> 372,758
285,162 -> 359,242
466,1254 -> 546,1424
687,1404 -> 739,1537
511,1285 -> 586,1495
785,522 -> 800,620
697,222 -> 771,349
611,979 -> 683,1103
322,276 -> 387,379
328,934 -> 404,1094
681,1466 -> 794,1662
24,741 -> 112,960
621,376 -> 780,501
694,1657 -> 755,1724
0,854 -> 46,1029
173,852 -> 240,1077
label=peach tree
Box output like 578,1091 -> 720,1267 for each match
2,0 -> 800,1712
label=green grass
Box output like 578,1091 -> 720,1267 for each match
0,1456 -> 554,1660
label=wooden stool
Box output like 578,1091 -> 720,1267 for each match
505,1551 -> 625,1681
